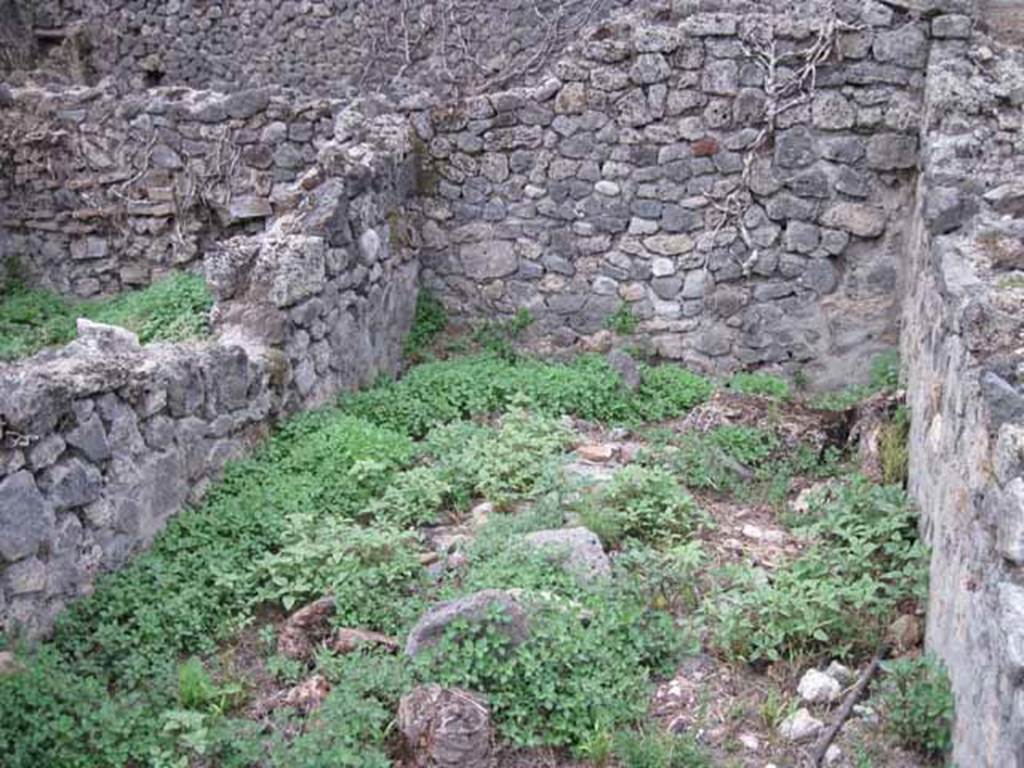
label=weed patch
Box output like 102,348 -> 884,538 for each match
726,372 -> 791,399
0,351 -> 929,766
403,289 -> 447,360
875,654 -> 954,760
577,465 -> 703,549
0,272 -> 212,361
709,479 -> 928,664
607,302 -> 638,335
342,354 -> 713,437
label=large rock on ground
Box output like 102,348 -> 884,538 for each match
607,349 -> 641,391
404,589 -> 529,657
797,667 -> 842,704
521,527 -> 611,583
398,684 -> 494,768
277,596 -> 336,659
779,707 -> 823,742
277,595 -> 399,659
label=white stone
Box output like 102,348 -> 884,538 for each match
593,276 -> 619,295
825,660 -> 854,684
741,524 -> 786,544
595,180 -> 621,196
1000,582 -> 1024,676
798,668 -> 842,704
75,319 -> 141,354
825,744 -> 842,765
651,257 -> 676,277
779,708 -> 823,742
460,240 -> 518,280
359,229 -> 382,263
629,217 -> 660,235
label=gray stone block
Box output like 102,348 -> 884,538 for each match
522,527 -> 611,582
40,459 -> 103,511
0,472 -> 56,563
873,24 -> 928,69
867,133 -> 919,170
67,414 -> 111,464
405,590 -> 530,657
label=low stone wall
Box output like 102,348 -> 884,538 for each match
0,82 -> 340,296
415,1 -> 932,387
903,22 -> 1024,767
0,111 -> 420,638
0,330 -> 279,636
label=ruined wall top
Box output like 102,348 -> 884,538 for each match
2,1 -> 983,99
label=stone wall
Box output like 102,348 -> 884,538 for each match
0,111 -> 420,638
414,1 -> 929,387
903,17 -> 1024,767
0,82 -> 340,297
8,0 -> 644,101
5,2 -> 1024,761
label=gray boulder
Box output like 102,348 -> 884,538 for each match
607,349 -> 642,391
73,319 -> 140,355
779,707 -> 824,742
522,527 -> 611,583
405,589 -> 529,657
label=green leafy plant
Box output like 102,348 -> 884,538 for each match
341,354 -> 712,438
646,425 -> 780,496
880,406 -> 910,486
726,371 -> 791,399
0,272 -> 212,361
403,289 -> 447,359
89,272 -> 212,343
414,594 -> 683,750
578,466 -> 702,549
876,654 -> 954,759
253,518 -> 424,631
364,465 -> 452,527
607,302 -> 638,335
614,542 -> 708,613
631,365 -> 715,422
612,728 -> 710,768
710,479 -> 928,663
426,401 -> 572,509
266,651 -> 411,768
